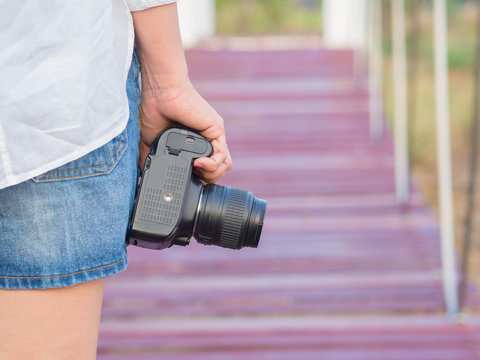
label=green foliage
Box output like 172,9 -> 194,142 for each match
447,11 -> 476,68
383,0 -> 476,69
216,0 -> 323,35
448,43 -> 475,68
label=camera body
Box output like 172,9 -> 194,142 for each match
128,128 -> 212,250
128,128 -> 266,251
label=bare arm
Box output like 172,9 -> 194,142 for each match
132,3 -> 232,183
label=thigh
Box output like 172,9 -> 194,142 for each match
0,279 -> 105,360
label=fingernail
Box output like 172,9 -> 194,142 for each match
194,163 -> 204,169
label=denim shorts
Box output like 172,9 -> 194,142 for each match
0,52 -> 141,289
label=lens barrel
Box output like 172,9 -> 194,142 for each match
194,184 -> 266,249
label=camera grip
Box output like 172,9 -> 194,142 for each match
128,128 -> 212,249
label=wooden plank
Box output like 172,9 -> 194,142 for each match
98,48 -> 480,359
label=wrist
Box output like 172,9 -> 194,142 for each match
138,53 -> 190,102
141,72 -> 191,104
140,79 -> 195,122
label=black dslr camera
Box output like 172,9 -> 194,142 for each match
128,128 -> 266,250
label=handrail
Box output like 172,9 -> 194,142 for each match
433,0 -> 459,317
392,0 -> 410,204
368,0 -> 459,317
460,0 -> 480,310
368,0 -> 384,142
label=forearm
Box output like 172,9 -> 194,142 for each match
131,3 -> 232,182
132,3 -> 189,101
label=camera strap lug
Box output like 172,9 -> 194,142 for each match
168,147 -> 181,156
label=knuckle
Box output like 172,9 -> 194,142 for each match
216,115 -> 225,127
205,122 -> 225,139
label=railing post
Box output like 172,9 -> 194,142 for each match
369,0 -> 384,142
433,0 -> 459,318
392,0 -> 409,203
354,0 -> 369,87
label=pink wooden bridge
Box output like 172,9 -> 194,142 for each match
98,48 -> 480,359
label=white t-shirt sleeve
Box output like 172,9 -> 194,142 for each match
126,0 -> 178,12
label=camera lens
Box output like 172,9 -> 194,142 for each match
194,184 -> 266,249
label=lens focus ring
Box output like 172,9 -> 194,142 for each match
218,188 -> 249,249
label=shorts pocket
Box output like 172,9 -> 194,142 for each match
32,130 -> 128,183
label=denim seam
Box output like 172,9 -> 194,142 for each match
0,256 -> 126,279
34,132 -> 128,182
44,132 -> 125,174
40,131 -> 126,178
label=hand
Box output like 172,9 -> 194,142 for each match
139,82 -> 233,183
131,3 -> 231,183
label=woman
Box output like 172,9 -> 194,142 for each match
0,1 -> 231,358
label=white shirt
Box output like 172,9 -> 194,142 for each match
0,0 -> 177,190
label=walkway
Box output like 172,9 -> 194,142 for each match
98,48 -> 480,359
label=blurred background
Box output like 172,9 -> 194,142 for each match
98,1 -> 480,358
187,0 -> 480,295
178,0 -> 480,304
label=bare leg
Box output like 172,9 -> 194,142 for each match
0,279 -> 105,360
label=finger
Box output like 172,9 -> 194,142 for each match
194,137 -> 232,170
194,152 -> 227,172
138,141 -> 151,170
200,125 -> 226,145
194,161 -> 231,184
195,150 -> 233,176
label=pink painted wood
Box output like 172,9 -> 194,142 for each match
97,49 -> 480,359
